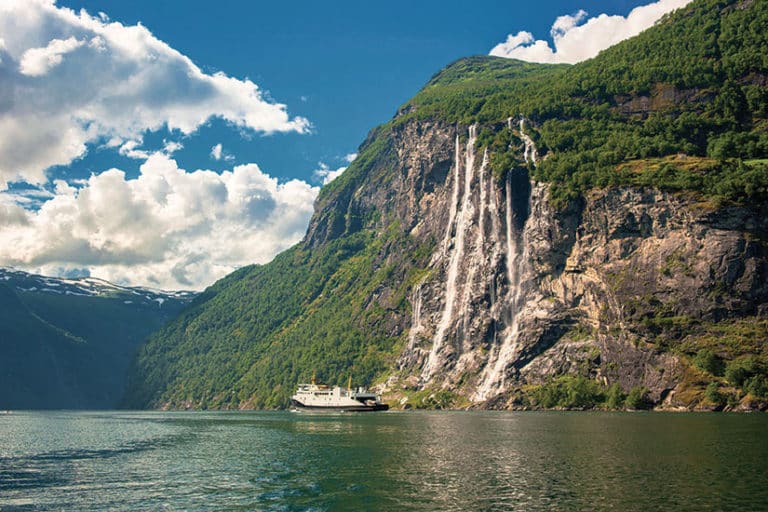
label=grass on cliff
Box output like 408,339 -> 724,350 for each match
630,315 -> 768,407
126,224 -> 436,409
125,0 -> 768,409
394,0 -> 768,209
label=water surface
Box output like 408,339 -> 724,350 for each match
1,411 -> 766,511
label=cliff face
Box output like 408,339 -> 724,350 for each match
0,269 -> 195,409
128,0 -> 768,410
307,117 -> 768,408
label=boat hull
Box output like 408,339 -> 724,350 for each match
290,399 -> 389,412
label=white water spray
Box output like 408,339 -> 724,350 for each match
441,134 -> 463,257
519,118 -> 538,166
406,282 -> 424,353
422,125 -> 478,381
474,170 -> 532,401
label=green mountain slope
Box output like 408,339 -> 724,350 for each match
126,0 -> 768,410
0,269 -> 194,409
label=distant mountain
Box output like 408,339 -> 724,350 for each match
126,0 -> 768,411
0,268 -> 195,409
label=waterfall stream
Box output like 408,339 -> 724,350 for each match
472,172 -> 531,401
421,125 -> 477,381
473,117 -> 538,401
414,118 -> 541,400
519,118 -> 538,165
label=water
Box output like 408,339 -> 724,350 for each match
424,125 -> 477,380
1,411 -> 767,511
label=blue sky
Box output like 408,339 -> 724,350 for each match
0,0 -> 687,289
54,0 -> 641,183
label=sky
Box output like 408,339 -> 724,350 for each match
0,0 -> 690,290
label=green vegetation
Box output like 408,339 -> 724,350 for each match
408,389 -> 464,410
125,227 -> 434,409
524,376 -> 656,411
624,386 -> 654,410
393,0 -> 768,209
704,382 -> 726,407
605,383 -> 627,410
126,0 -> 768,409
0,279 -> 187,409
725,356 -> 765,388
694,349 -> 725,376
529,375 -> 607,409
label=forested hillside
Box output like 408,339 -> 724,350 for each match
126,0 -> 768,411
0,269 -> 193,409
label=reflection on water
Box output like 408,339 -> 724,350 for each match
0,410 -> 766,511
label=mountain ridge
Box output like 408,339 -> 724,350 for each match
126,0 -> 768,411
0,268 -> 195,409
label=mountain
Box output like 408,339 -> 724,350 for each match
125,0 -> 768,411
0,268 -> 195,409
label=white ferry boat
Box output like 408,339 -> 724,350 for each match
290,376 -> 388,412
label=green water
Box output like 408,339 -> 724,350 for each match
0,411 -> 766,511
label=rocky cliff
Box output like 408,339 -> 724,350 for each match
127,0 -> 768,411
323,117 -> 768,409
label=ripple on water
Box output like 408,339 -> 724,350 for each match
0,411 -> 767,511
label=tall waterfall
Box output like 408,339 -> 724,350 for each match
421,125 -> 478,381
458,149 -> 489,349
473,173 -> 531,401
412,118 -> 541,400
473,117 -> 538,401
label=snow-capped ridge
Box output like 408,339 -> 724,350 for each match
0,267 -> 196,306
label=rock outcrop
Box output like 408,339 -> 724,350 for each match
309,117 -> 768,407
127,0 -> 768,410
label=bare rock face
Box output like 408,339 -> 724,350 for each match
308,118 -> 768,408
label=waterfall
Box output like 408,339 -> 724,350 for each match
406,282 -> 423,352
488,175 -> 502,319
422,125 -> 477,381
477,149 -> 488,244
473,171 -> 532,402
519,118 -> 538,166
458,149 -> 489,348
414,119 -> 538,396
504,177 -> 517,311
441,134 -> 463,257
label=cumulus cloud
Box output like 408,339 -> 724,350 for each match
313,162 -> 347,185
163,140 -> 183,155
0,0 -> 309,187
209,142 -> 234,162
0,156 -> 319,290
19,36 -> 84,76
489,0 -> 691,64
210,143 -> 224,161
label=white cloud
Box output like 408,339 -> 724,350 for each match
210,142 -> 234,162
0,156 -> 319,290
0,0 -> 309,187
490,0 -> 691,64
118,140 -> 151,160
344,153 -> 358,163
19,36 -> 84,76
313,162 -> 347,185
163,140 -> 183,155
210,143 -> 223,160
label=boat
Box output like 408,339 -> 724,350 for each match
290,375 -> 389,412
